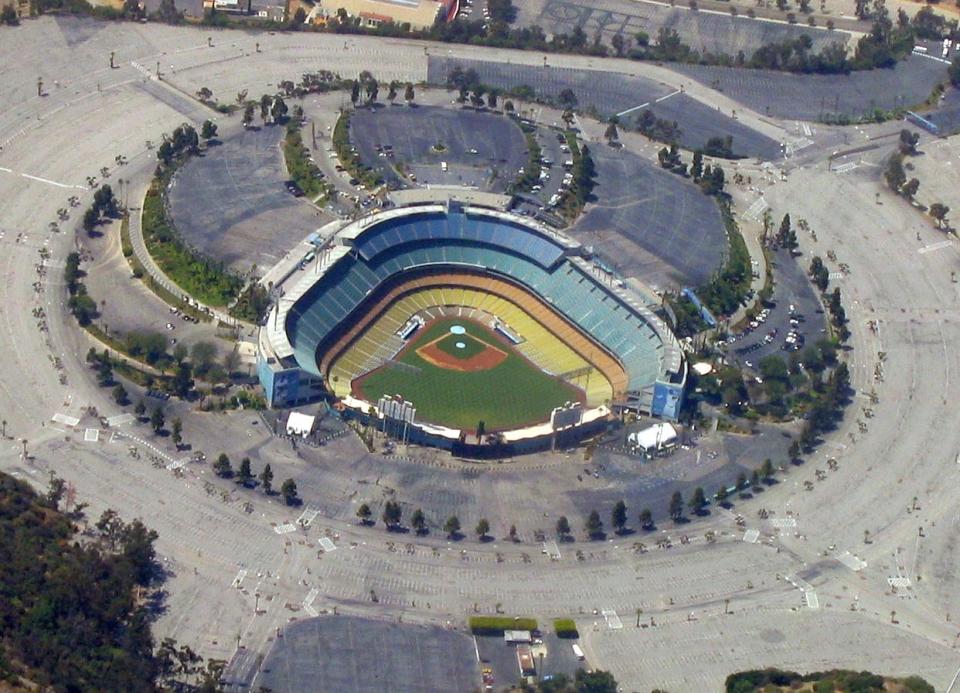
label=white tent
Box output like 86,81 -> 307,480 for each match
286,411 -> 316,437
628,422 -> 678,452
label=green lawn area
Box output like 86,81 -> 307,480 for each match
355,318 -> 582,432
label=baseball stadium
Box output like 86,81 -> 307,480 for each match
257,200 -> 686,454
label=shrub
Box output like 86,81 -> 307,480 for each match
553,618 -> 579,638
468,616 -> 537,635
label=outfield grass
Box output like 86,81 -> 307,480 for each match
355,318 -> 582,432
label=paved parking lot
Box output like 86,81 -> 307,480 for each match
570,146 -> 726,290
674,56 -> 949,122
515,0 -> 849,57
167,122 -> 328,273
247,616 -> 479,693
620,92 -> 783,160
349,105 -> 526,191
724,248 -> 828,368
428,56 -> 780,159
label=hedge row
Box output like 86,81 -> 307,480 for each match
468,616 -> 538,635
553,619 -> 579,638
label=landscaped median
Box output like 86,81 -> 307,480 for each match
141,174 -> 242,308
468,616 -> 538,636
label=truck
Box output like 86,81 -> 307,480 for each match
516,645 -> 536,677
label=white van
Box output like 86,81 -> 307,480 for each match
572,644 -> 585,661
441,161 -> 448,173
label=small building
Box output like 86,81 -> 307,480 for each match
318,0 -> 455,30
627,422 -> 679,454
503,630 -> 532,644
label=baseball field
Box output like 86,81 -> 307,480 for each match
353,318 -> 584,432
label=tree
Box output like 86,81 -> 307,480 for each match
93,184 -> 118,217
83,207 -> 99,234
476,518 -> 490,540
404,82 -> 415,105
112,383 -> 128,406
951,54 -> 960,88
134,400 -> 146,419
280,478 -> 298,505
382,500 -> 401,529
213,453 -> 232,478
259,463 -> 273,494
171,418 -> 183,449
171,362 -> 193,398
691,150 -> 703,180
611,500 -> 627,534
669,491 -> 684,522
603,120 -> 619,143
558,88 -> 578,110
585,510 -> 604,539
756,460 -> 773,483
242,103 -> 255,128
611,32 -> 625,56
486,90 -> 498,109
291,5 -> 306,23
639,507 -> 653,530
1,4 -> 19,24
556,515 -> 571,540
157,0 -> 181,23
930,202 -> 950,229
271,95 -> 288,123
201,120 -> 218,140
190,341 -> 217,377
509,524 -> 518,542
150,406 -> 165,434
689,487 -> 707,514
259,93 -> 271,122
885,154 -> 906,191
411,507 -> 427,534
357,503 -> 372,524
238,457 -> 252,485
196,86 -> 213,102
901,177 -> 919,199
350,80 -> 361,106
898,128 -> 919,155
444,515 -> 461,538
574,668 -> 619,693
716,485 -> 730,507
387,81 -> 398,102
789,439 -> 801,462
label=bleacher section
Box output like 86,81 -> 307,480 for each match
283,208 -> 676,409
352,210 -> 566,269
